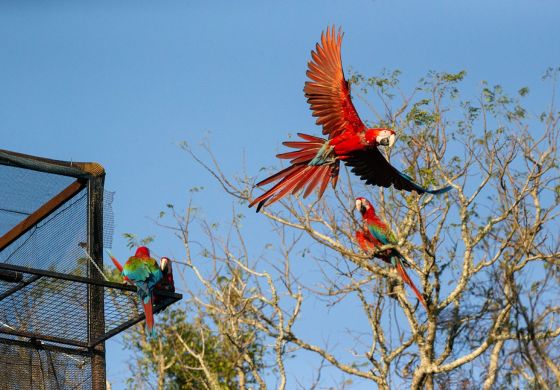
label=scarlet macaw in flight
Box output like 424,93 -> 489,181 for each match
109,247 -> 163,336
355,197 -> 427,309
250,27 -> 450,212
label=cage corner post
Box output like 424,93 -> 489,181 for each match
88,172 -> 106,389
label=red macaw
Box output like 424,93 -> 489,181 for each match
158,257 -> 175,293
355,197 -> 427,309
250,26 -> 451,212
154,257 -> 175,305
108,247 -> 163,336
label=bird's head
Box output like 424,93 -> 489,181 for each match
135,246 -> 150,258
365,128 -> 395,148
160,257 -> 172,274
355,197 -> 375,216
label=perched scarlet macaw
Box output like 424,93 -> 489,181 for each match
250,26 -> 450,212
109,247 -> 163,336
153,257 -> 175,305
158,257 -> 175,293
355,197 -> 427,309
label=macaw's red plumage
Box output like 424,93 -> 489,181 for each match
250,26 -> 451,212
355,197 -> 427,309
109,246 -> 163,337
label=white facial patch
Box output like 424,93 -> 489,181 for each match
376,131 -> 395,147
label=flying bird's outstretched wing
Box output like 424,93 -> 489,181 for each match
345,148 -> 452,195
304,26 -> 366,138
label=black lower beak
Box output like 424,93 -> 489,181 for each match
379,138 -> 390,146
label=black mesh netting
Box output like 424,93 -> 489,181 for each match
0,188 -> 89,276
0,341 -> 91,390
0,270 -> 178,346
0,165 -> 76,238
0,156 -> 180,390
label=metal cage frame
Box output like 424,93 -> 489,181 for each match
0,150 -> 181,390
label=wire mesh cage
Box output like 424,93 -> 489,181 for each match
0,150 -> 181,390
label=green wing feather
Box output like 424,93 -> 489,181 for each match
366,222 -> 395,245
123,256 -> 163,300
366,222 -> 410,267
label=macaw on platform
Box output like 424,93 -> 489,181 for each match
108,246 -> 163,336
153,257 -> 175,305
157,257 -> 175,293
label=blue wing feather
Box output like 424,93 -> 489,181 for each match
398,171 -> 452,195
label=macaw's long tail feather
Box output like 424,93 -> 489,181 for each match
394,258 -> 427,310
143,296 -> 156,337
107,250 -> 123,273
250,133 -> 339,212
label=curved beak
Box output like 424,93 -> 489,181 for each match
355,198 -> 362,211
160,257 -> 172,273
388,134 -> 395,147
355,198 -> 366,215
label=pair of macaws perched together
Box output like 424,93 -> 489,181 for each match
109,247 -> 175,336
250,27 -> 452,309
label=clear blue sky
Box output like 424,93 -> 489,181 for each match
1,1 -> 559,388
